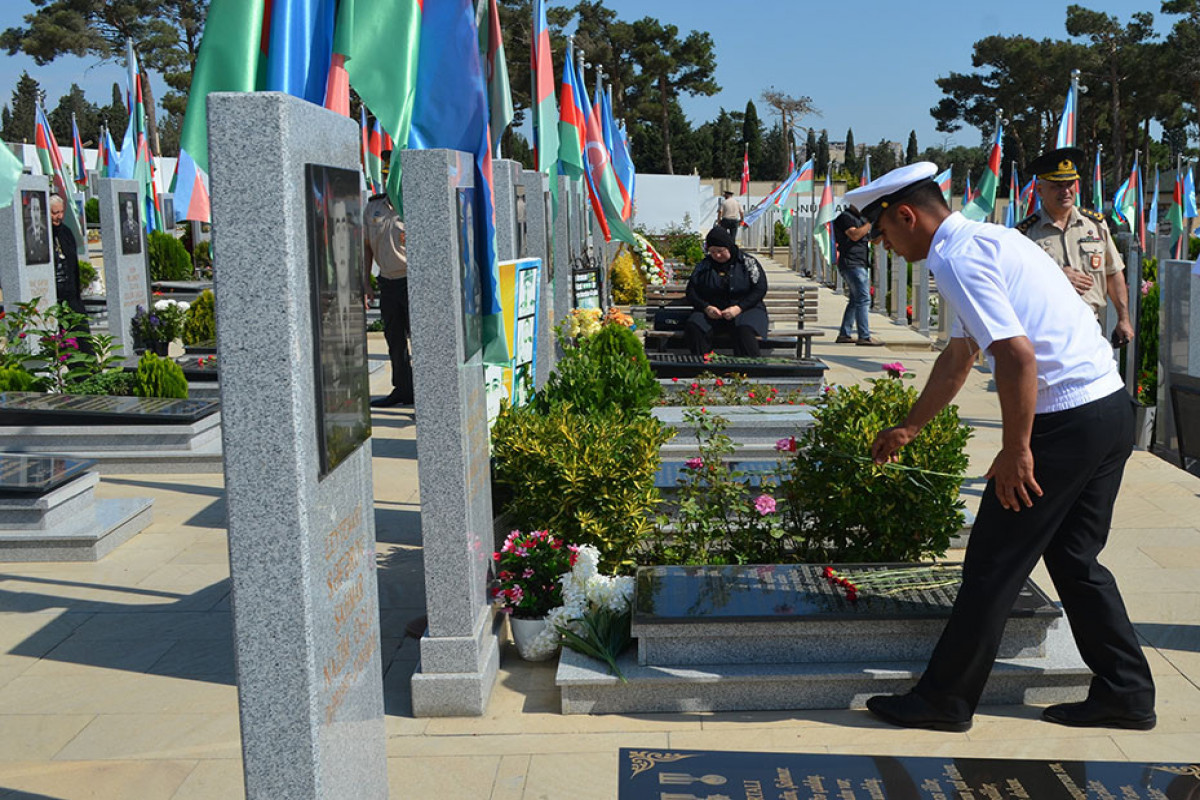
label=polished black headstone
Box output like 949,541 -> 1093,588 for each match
634,564 -> 1060,624
619,749 -> 1200,800
0,455 -> 95,496
173,355 -> 219,382
0,392 -> 219,426
648,353 -> 827,380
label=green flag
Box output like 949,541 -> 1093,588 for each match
0,144 -> 22,209
478,0 -> 514,153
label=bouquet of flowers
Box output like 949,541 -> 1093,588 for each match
562,308 -> 602,340
131,299 -> 190,345
535,544 -> 636,673
492,529 -> 575,618
632,233 -> 670,286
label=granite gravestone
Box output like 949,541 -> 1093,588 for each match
618,749 -> 1200,800
208,92 -> 386,799
98,178 -> 151,364
403,147 -> 500,717
491,159 -> 521,261
521,169 -> 555,388
0,392 -> 218,426
0,175 -> 55,311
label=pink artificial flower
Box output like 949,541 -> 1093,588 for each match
685,457 -> 703,469
1141,280 -> 1153,296
775,436 -> 797,453
508,586 -> 524,604
522,568 -> 535,578
881,362 -> 906,378
754,494 -> 776,515
515,547 -> 528,557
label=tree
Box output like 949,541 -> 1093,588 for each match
867,139 -> 899,176
844,127 -> 859,178
49,84 -> 98,148
743,100 -> 763,177
1160,0 -> 1200,150
1,0 -> 211,155
97,82 -> 127,143
708,108 -> 739,180
906,130 -> 919,164
1065,5 -> 1157,178
626,17 -> 718,174
816,129 -> 830,177
805,128 -> 818,164
761,88 -> 818,175
1,71 -> 40,144
549,1 -> 635,118
760,122 -> 785,181
496,0 -> 533,127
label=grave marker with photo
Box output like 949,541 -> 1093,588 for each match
0,175 -> 56,311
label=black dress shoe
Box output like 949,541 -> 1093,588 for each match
370,392 -> 413,408
865,692 -> 972,732
1042,700 -> 1156,730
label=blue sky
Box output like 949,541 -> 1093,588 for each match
0,1 -> 1180,150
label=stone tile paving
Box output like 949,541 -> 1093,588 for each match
0,282 -> 1196,798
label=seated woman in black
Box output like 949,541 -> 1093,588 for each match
684,226 -> 769,356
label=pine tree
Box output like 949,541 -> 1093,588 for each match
844,128 -> 858,178
805,128 -> 818,163
742,100 -> 763,178
906,130 -> 919,164
49,84 -> 98,147
816,129 -> 830,177
2,72 -> 40,144
97,83 -> 127,143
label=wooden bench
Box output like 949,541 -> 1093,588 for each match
628,285 -> 823,359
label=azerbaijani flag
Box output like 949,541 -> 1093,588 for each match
1148,167 -> 1160,237
1184,163 -> 1197,219
71,114 -> 88,187
367,115 -> 384,193
739,145 -> 749,196
935,166 -> 952,205
603,86 -> 635,221
963,122 -> 1003,222
265,0 -> 338,105
579,71 -> 635,244
0,142 -> 22,209
1114,155 -> 1140,233
1005,165 -> 1019,228
963,172 -> 974,206
743,165 -> 797,226
557,39 -> 586,181
97,125 -> 119,179
1092,150 -> 1104,214
408,0 -> 507,363
1055,79 -> 1077,148
359,106 -> 371,187
859,154 -> 871,188
1169,171 -> 1186,259
480,0 -> 513,152
531,0 -> 558,184
772,167 -> 802,209
123,41 -> 163,234
1020,177 -> 1037,219
813,169 -> 836,267
34,103 -> 86,257
794,157 -> 815,196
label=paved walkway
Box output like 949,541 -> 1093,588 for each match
1,258 -> 1198,798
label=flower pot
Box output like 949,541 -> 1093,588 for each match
509,615 -> 558,661
148,340 -> 170,357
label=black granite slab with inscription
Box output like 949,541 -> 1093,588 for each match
648,353 -> 828,380
618,749 -> 1200,800
183,340 -> 217,355
634,564 -> 1060,624
0,455 -> 95,496
173,355 -> 219,382
0,392 -> 219,426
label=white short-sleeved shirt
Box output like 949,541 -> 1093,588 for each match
928,212 -> 1124,414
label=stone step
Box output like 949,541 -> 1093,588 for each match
556,614 -> 1090,715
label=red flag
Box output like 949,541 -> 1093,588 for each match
739,146 -> 749,196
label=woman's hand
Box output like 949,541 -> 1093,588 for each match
705,305 -> 722,320
720,305 -> 742,320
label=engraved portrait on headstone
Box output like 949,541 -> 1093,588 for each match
21,190 -> 49,266
514,182 -> 527,259
457,186 -> 482,359
305,163 -> 371,478
118,191 -> 141,255
160,197 -> 175,232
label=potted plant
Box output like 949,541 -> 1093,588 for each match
492,529 -> 575,661
130,299 -> 189,355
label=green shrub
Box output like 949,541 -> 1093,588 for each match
535,322 -> 659,416
670,232 -> 705,267
608,249 -> 645,305
78,260 -> 97,291
182,290 -> 216,346
85,197 -> 99,224
147,231 -> 194,282
0,366 -> 37,392
774,220 -> 790,246
194,240 -> 212,269
134,352 -> 189,399
73,369 -> 137,396
491,402 -> 672,573
778,374 -> 972,562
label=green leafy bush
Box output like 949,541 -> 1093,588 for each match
134,352 -> 188,399
85,197 -> 99,224
491,402 -> 672,573
609,249 -> 645,305
78,260 -> 97,291
777,374 -> 972,562
182,290 -> 216,345
670,232 -> 705,267
535,321 -> 660,416
194,240 -> 212,269
73,369 -> 137,396
148,231 -> 193,281
0,366 -> 37,392
774,220 -> 790,246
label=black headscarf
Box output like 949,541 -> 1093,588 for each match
704,226 -> 740,261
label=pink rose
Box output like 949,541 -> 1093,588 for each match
754,494 -> 776,515
775,436 -> 797,453
685,457 -> 703,470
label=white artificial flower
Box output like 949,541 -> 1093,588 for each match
177,301 -> 190,312
153,299 -> 172,311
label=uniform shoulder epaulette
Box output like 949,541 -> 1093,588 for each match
1015,213 -> 1039,234
1078,207 -> 1105,222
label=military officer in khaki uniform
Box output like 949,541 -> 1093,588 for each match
1017,147 -> 1133,346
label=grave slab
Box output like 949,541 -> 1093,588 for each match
209,91 -> 386,799
0,174 -> 55,312
97,178 -> 150,364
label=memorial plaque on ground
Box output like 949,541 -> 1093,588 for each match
173,354 -> 219,382
648,353 -> 828,380
0,392 -> 219,426
634,564 -> 1059,624
618,749 -> 1200,800
0,455 -> 94,496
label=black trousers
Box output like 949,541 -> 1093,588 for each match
684,316 -> 760,357
378,276 -> 413,401
719,218 -> 739,240
915,389 -> 1154,719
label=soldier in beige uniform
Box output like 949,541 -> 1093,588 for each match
1017,147 -> 1133,346
364,183 -> 412,408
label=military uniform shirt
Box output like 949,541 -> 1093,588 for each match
1017,206 -> 1123,315
364,196 -> 407,280
719,196 -> 742,221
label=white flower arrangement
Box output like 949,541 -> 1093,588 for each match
520,544 -> 635,660
153,298 -> 190,313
